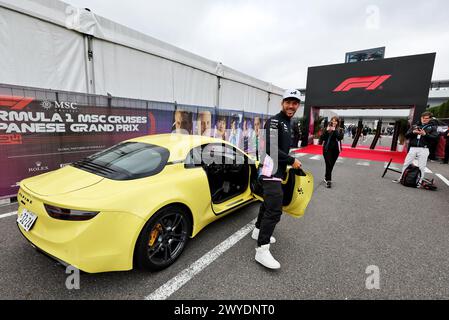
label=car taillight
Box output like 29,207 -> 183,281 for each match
44,204 -> 99,221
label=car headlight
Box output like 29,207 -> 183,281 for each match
44,204 -> 99,221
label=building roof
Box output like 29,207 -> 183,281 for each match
0,0 -> 284,96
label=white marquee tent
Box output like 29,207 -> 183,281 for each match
0,0 -> 286,114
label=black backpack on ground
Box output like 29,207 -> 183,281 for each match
400,164 -> 437,190
400,164 -> 421,187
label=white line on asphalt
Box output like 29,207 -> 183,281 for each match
424,167 -> 433,174
145,218 -> 257,300
0,198 -> 11,205
309,155 -> 322,160
356,161 -> 370,166
435,174 -> 449,187
0,211 -> 17,219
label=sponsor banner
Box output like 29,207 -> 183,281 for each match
0,96 -> 172,197
0,92 -> 269,198
303,53 -> 436,143
305,53 -> 435,109
241,113 -> 265,158
194,107 -> 215,138
172,105 -> 196,135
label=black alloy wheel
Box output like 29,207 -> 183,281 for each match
135,206 -> 191,271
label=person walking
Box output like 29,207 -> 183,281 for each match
393,111 -> 438,186
441,128 -> 449,164
351,125 -> 357,139
428,117 -> 439,161
320,116 -> 344,188
362,126 -> 368,142
253,89 -> 302,270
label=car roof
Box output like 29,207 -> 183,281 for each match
126,133 -> 235,161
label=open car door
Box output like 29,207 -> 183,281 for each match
250,165 -> 314,218
280,168 -> 314,218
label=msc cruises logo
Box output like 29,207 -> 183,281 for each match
333,75 -> 391,92
40,100 -> 78,112
40,100 -> 52,110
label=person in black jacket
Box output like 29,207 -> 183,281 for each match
428,118 -> 439,161
319,116 -> 344,188
253,89 -> 302,270
393,111 -> 438,186
442,128 -> 449,164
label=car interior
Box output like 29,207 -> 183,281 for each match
185,143 -> 307,206
185,144 -> 250,204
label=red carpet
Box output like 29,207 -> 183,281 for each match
295,144 -> 406,164
341,144 -> 391,151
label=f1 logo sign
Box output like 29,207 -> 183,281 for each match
0,95 -> 34,110
333,75 -> 391,92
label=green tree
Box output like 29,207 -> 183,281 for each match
441,101 -> 449,117
427,99 -> 449,118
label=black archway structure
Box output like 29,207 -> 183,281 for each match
302,53 -> 436,151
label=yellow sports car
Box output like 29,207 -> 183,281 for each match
16,134 -> 313,273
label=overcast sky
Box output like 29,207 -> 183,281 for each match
65,0 -> 448,89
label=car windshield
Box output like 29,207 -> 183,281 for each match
72,142 -> 170,180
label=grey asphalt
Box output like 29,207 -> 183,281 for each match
342,133 -> 394,148
0,152 -> 448,300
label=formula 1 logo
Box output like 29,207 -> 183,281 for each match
333,75 -> 391,92
0,95 -> 34,110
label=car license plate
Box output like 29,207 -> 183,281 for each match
17,209 -> 38,232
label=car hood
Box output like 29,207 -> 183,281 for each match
23,166 -> 104,196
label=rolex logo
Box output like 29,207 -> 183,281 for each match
28,161 -> 48,173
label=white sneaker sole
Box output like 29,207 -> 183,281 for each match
255,255 -> 281,269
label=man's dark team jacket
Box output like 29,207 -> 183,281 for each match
263,111 -> 295,179
405,120 -> 438,148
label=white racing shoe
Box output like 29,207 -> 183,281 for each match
255,244 -> 281,269
251,227 -> 276,244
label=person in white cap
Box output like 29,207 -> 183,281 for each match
253,89 -> 302,269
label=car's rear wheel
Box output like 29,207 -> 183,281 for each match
135,206 -> 191,271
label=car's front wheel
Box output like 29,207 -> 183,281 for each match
135,206 -> 191,271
